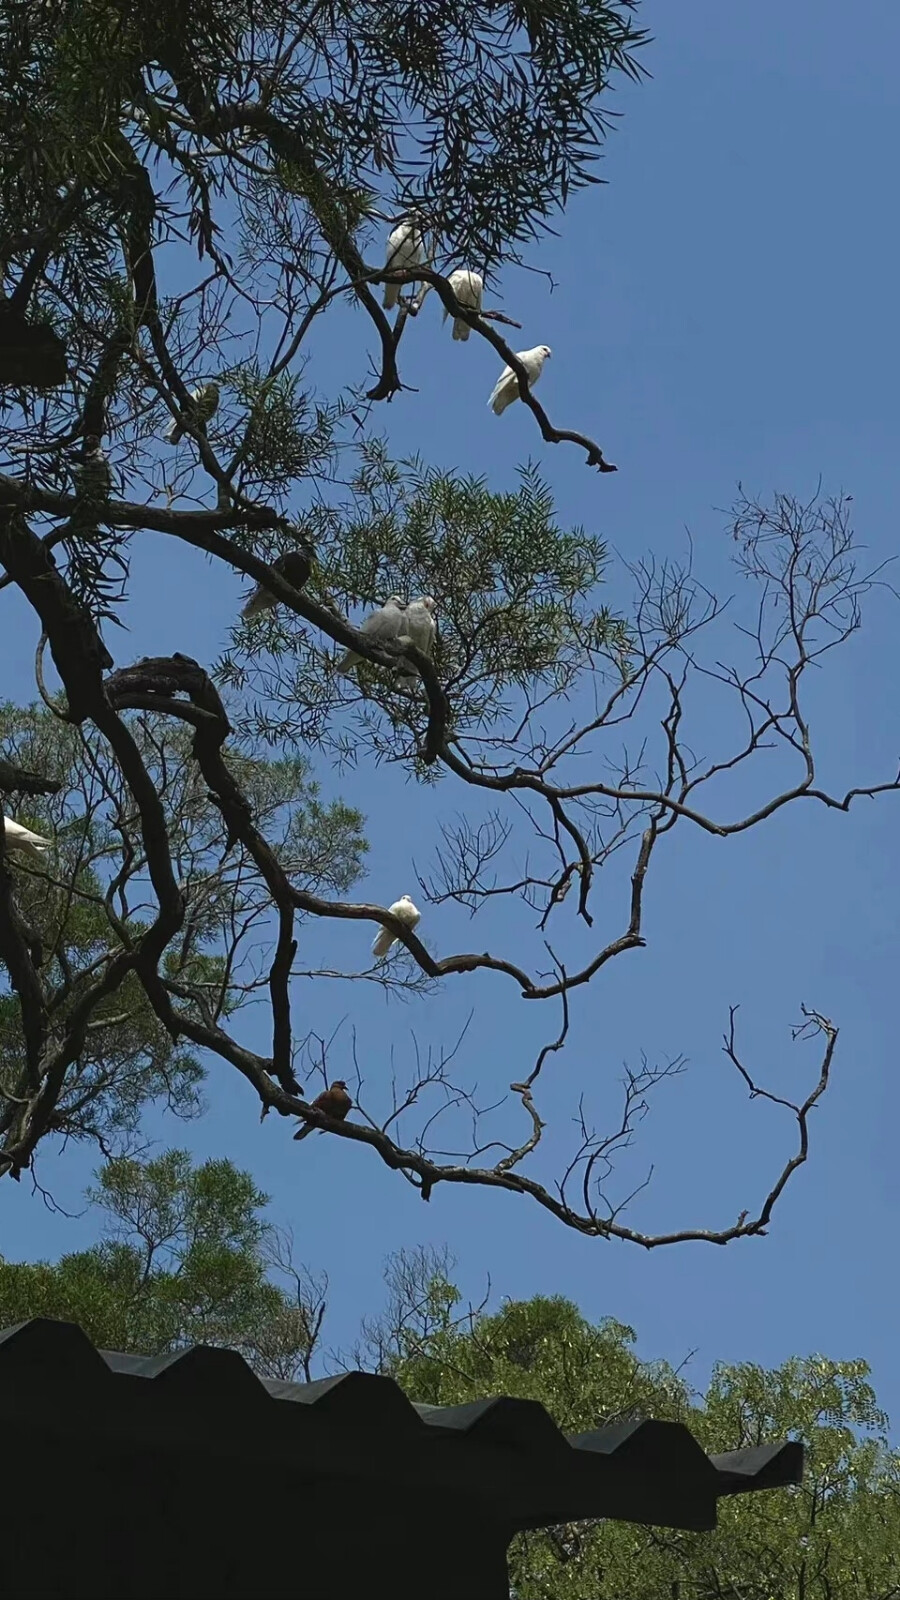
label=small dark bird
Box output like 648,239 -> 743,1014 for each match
71,435 -> 112,496
293,1080 -> 352,1141
241,546 -> 313,619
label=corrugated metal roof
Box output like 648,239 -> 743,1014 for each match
0,1317 -> 802,1533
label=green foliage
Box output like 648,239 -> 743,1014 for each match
221,449 -> 628,760
1,0 -> 635,814
382,1272 -> 900,1599
0,972 -> 204,1149
670,1357 -> 900,1600
386,1290 -> 687,1429
3,1171 -> 898,1599
220,361 -> 347,494
0,1148 -> 316,1376
0,703 -> 367,1154
272,159 -> 376,244
1,0 -> 647,396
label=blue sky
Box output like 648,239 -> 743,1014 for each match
5,0 -> 900,1421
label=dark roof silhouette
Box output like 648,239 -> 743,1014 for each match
0,1318 -> 803,1599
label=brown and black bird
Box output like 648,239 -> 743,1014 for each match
293,1080 -> 352,1141
241,545 -> 313,619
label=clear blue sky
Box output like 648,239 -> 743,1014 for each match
5,0 -> 900,1418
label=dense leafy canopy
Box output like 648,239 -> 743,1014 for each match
0,1148 -> 322,1377
0,3 -> 895,1255
371,1256 -> 900,1599
4,1195 -> 898,1598
0,703 -> 366,1149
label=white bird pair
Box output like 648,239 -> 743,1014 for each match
3,815 -> 52,862
336,594 -> 437,678
382,216 -> 484,340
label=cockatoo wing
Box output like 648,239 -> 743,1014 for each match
489,365 -> 516,414
488,346 -> 549,413
393,896 -> 422,929
523,347 -> 546,381
3,816 -> 51,861
372,924 -> 398,958
395,598 -> 435,652
372,895 -> 421,957
405,602 -> 436,653
383,220 -> 425,309
445,270 -> 483,341
396,599 -> 437,680
337,597 -> 406,673
362,602 -> 404,639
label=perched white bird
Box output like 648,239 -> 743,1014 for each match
3,816 -> 51,862
396,595 -> 437,681
443,269 -> 483,341
383,214 -> 425,311
71,435 -> 111,496
241,547 -> 313,619
372,894 -> 421,959
488,345 -> 551,415
165,381 -> 220,444
336,595 -> 407,673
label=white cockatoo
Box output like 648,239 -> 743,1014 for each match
241,546 -> 313,619
488,345 -> 551,415
165,381 -> 220,444
372,894 -> 421,959
443,269 -> 483,341
383,213 -> 426,311
396,595 -> 437,681
336,595 -> 407,673
71,435 -> 112,496
3,816 -> 51,862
